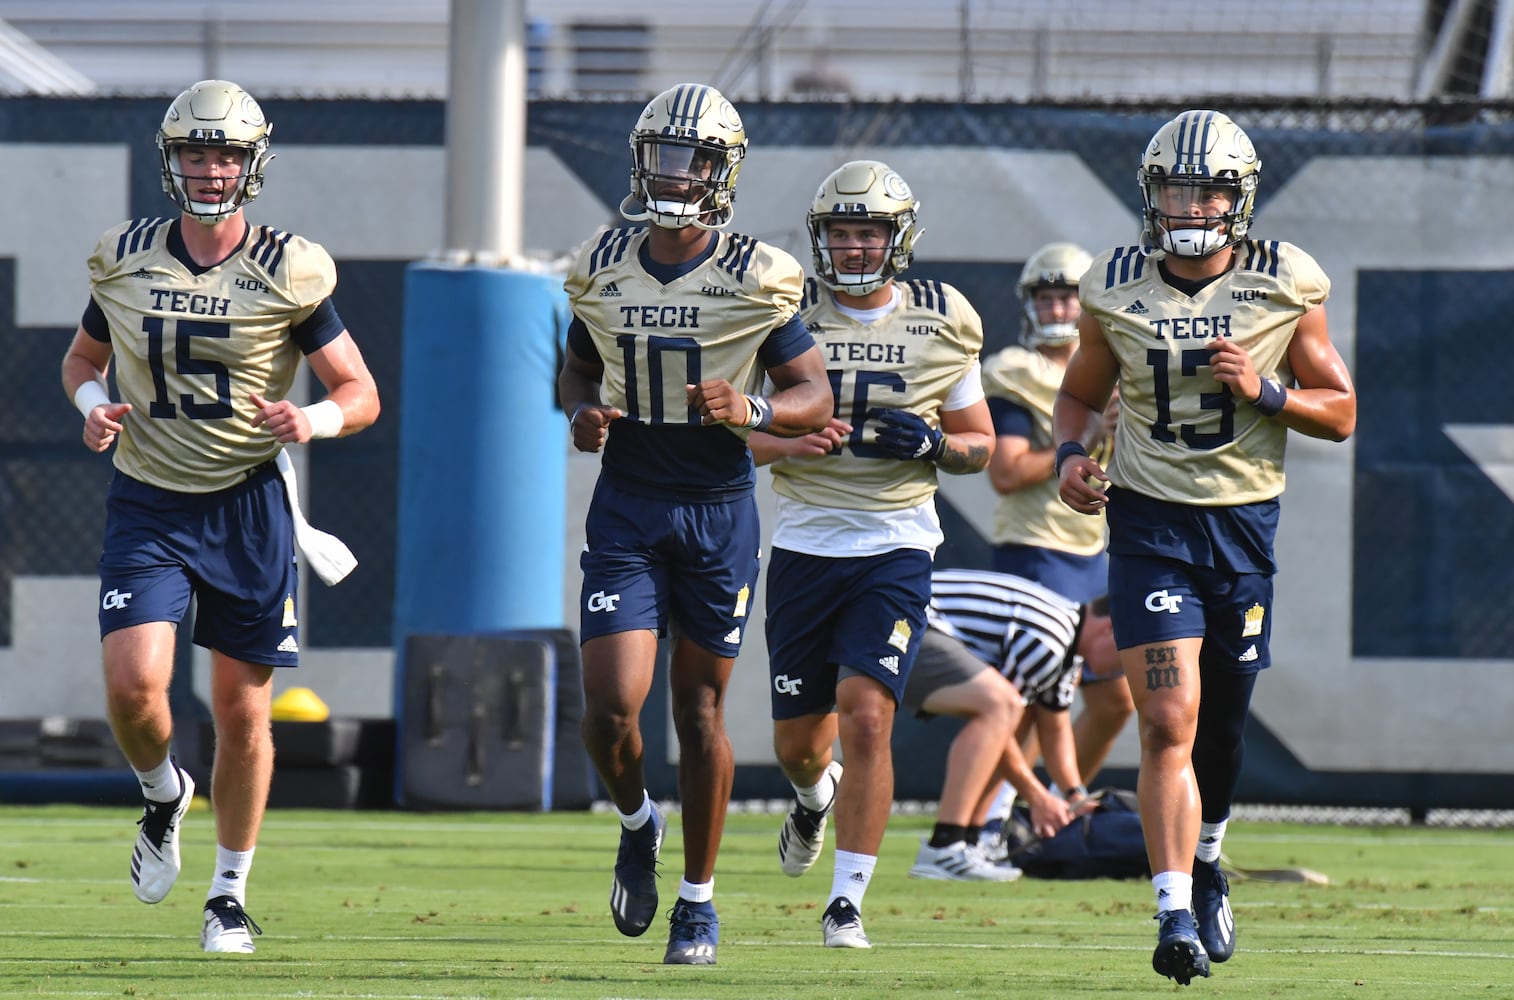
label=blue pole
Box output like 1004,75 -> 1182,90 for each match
393,262 -> 566,638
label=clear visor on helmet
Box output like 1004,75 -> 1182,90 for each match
635,137 -> 724,221
1144,175 -> 1242,256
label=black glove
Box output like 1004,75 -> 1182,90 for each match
874,408 -> 947,462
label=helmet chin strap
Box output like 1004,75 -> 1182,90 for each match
173,168 -> 248,225
645,199 -> 704,229
828,267 -> 889,296
620,193 -> 725,230
184,200 -> 236,225
1161,227 -> 1230,258
1026,320 -> 1078,347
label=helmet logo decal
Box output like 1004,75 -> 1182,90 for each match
881,171 -> 912,202
240,95 -> 266,127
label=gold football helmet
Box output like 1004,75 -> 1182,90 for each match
157,80 -> 274,225
807,159 -> 921,296
1017,242 -> 1091,348
1139,109 -> 1259,258
621,83 -> 746,230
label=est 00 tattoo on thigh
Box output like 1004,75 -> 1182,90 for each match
1144,645 -> 1181,690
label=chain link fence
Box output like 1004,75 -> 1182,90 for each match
4,95 -> 1514,814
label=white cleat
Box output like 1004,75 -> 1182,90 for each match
201,895 -> 262,953
821,897 -> 871,949
778,760 -> 842,877
130,767 -> 195,904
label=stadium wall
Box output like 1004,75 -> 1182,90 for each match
2,96 -> 1512,808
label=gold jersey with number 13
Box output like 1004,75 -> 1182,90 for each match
1081,239 -> 1328,506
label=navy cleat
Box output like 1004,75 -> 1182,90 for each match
610,801 -> 664,937
1152,909 -> 1211,985
1193,858 -> 1235,962
663,899 -> 719,965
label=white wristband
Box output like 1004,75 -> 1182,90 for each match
301,399 -> 344,440
73,379 -> 111,418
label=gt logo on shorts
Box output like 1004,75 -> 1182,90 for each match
774,674 -> 804,696
586,590 -> 621,612
102,589 -> 133,611
1144,589 -> 1183,614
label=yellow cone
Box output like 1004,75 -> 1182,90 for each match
270,686 -> 330,722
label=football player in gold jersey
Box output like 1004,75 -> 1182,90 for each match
59,80 -> 379,953
557,83 -> 830,965
1053,110 -> 1355,985
981,242 -> 1133,797
748,160 -> 994,947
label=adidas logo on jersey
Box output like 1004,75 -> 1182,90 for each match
723,627 -> 741,645
878,655 -> 900,674
277,635 -> 300,654
599,281 -> 622,297
127,268 -> 154,279
1238,644 -> 1258,662
1123,299 -> 1150,315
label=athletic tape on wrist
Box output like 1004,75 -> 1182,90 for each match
301,399 -> 344,440
73,379 -> 111,418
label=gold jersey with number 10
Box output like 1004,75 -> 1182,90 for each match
1081,239 -> 1329,506
563,225 -> 804,439
88,218 -> 335,493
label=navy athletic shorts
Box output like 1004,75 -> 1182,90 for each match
98,463 -> 300,667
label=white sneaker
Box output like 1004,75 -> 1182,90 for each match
821,897 -> 871,949
201,895 -> 262,953
908,839 -> 1023,882
131,766 -> 195,904
778,760 -> 842,877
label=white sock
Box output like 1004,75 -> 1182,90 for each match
678,878 -> 713,904
208,844 -> 255,905
135,757 -> 181,803
794,766 -> 837,812
1152,870 -> 1193,913
985,781 -> 1014,822
616,791 -> 652,830
1196,819 -> 1228,863
830,850 -> 876,910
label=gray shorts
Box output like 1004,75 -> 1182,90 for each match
901,627 -> 993,716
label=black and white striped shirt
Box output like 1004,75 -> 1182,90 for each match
927,569 -> 1083,710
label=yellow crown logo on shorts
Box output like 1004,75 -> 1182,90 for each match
887,619 -> 912,653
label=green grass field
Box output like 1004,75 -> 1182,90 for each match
0,802 -> 1510,998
